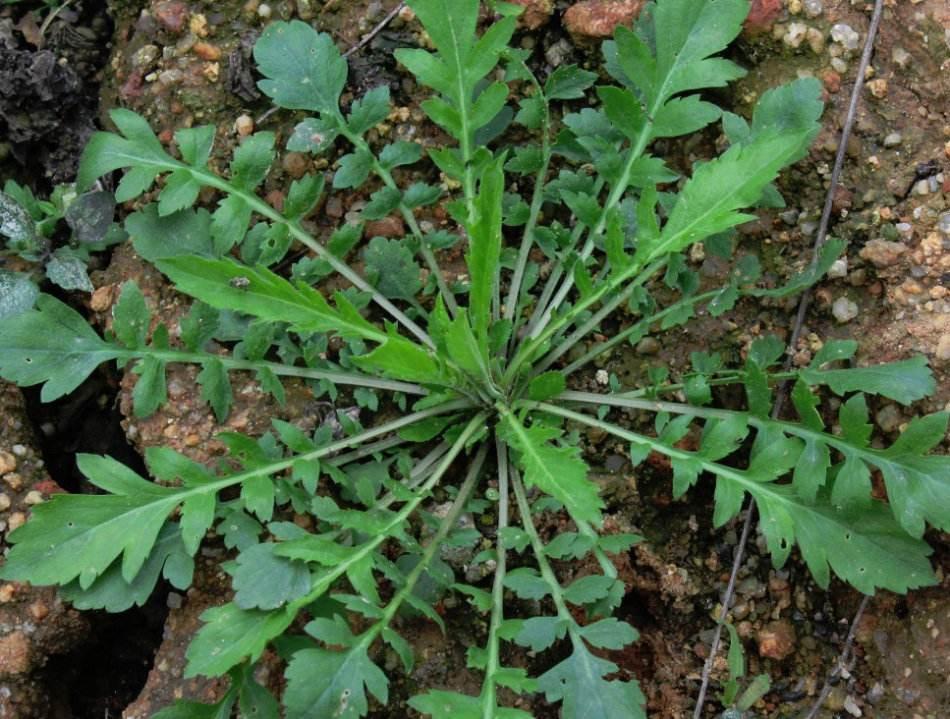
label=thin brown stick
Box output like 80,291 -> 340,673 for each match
786,0 -> 886,356
801,594 -> 871,719
692,1 -> 885,715
344,1 -> 406,58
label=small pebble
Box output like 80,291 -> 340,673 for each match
830,23 -> 860,52
827,258 -> 848,278
806,27 -> 824,54
23,490 -> 44,506
7,512 -> 26,531
0,493 -> 10,511
757,619 -> 796,660
866,682 -> 885,705
783,22 -> 808,49
803,0 -> 822,17
235,114 -> 254,137
636,337 -> 661,355
11,445 -> 26,457
883,132 -> 902,148
131,44 -> 160,70
257,2 -> 271,18
595,369 -> 609,386
0,451 -> 15,475
167,592 -> 183,609
891,47 -> 911,68
937,212 -> 950,237
832,297 -> 858,323
843,695 -> 863,717
867,78 -> 888,99
936,335 -> 950,362
875,404 -> 902,432
859,239 -> 906,268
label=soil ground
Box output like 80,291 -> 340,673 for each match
0,0 -> 948,717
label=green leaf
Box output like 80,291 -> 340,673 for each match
238,667 -> 280,719
45,252 -> 93,292
362,187 -> 402,220
113,281 -> 150,349
528,372 -> 566,402
514,616 -> 568,652
0,270 -> 38,319
0,454 -> 177,588
364,237 -> 422,301
187,602 -> 296,678
444,309 -> 491,383
403,182 -> 442,209
77,109 -> 176,192
132,356 -> 168,417
0,191 -> 38,250
284,174 -> 326,221
545,65 -> 597,100
465,156 -> 505,345
499,413 -> 603,525
831,455 -> 870,511
595,86 -> 645,143
352,330 -> 448,385
379,141 -> 423,170
503,567 -> 550,600
578,618 -> 639,650
232,543 -> 312,610
334,150 -> 374,189
0,294 -> 120,401
231,133 -> 276,189
641,125 -> 820,262
283,646 -> 388,719
750,238 -> 846,299
198,358 -> 233,422
156,256 -> 384,343
801,356 -> 935,406
721,469 -> 937,594
505,146 -> 543,175
127,205 -> 216,261
562,575 -> 616,605
175,125 -> 215,167
651,95 -> 721,138
179,301 -> 219,352
254,21 -> 347,114
61,523 -> 193,612
538,643 -> 646,719
348,86 -> 390,135
158,169 -> 202,216
288,117 -> 340,154
153,698 -> 234,719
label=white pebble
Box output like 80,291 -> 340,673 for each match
830,23 -> 860,52
595,369 -> 609,386
803,0 -> 823,17
257,3 -> 272,18
827,258 -> 848,279
783,22 -> 808,49
883,132 -> 902,148
832,297 -> 858,323
24,491 -> 44,506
